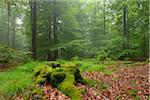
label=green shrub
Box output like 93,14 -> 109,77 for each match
0,44 -> 30,64
0,44 -> 12,63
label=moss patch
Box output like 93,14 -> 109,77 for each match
34,61 -> 86,99
58,74 -> 82,100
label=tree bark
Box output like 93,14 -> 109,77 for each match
12,15 -> 16,48
123,0 -> 128,48
53,0 -> 58,60
7,2 -> 11,46
103,0 -> 106,34
30,0 -> 37,60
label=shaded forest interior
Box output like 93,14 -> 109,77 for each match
0,0 -> 149,100
0,0 -> 149,60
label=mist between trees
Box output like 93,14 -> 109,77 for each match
0,0 -> 149,60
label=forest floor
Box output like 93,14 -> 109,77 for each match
37,61 -> 149,100
81,63 -> 149,100
1,60 -> 149,100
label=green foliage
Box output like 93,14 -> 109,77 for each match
75,60 -> 112,75
117,49 -> 140,60
57,59 -> 112,75
32,88 -> 43,97
49,39 -> 86,52
0,44 -> 30,64
128,89 -> 138,97
0,44 -> 12,63
128,89 -> 140,99
0,61 -> 44,96
0,0 -> 149,60
85,78 -> 95,87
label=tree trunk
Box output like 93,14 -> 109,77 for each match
30,0 -> 37,60
53,0 -> 58,60
47,16 -> 53,60
7,2 -> 11,46
123,0 -> 128,48
143,34 -> 146,57
103,0 -> 106,34
12,14 -> 16,48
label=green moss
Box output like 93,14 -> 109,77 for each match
126,89 -> 140,100
34,62 -> 85,99
34,66 -> 53,84
97,82 -> 108,90
79,88 -> 86,95
128,89 -> 138,97
35,76 -> 46,84
85,78 -> 95,87
34,65 -> 53,76
46,61 -> 61,68
32,88 -> 43,96
50,71 -> 66,87
58,74 -> 82,100
63,64 -> 85,84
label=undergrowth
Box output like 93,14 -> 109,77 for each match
57,59 -> 112,75
0,59 -> 113,99
0,61 -> 46,97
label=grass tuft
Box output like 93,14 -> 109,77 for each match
0,61 -> 46,97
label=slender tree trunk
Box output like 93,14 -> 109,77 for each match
53,0 -> 58,60
30,0 -> 37,60
116,0 -> 120,32
143,34 -> 146,57
123,0 -> 128,48
91,2 -> 96,47
137,0 -> 147,57
12,16 -> 16,48
7,2 -> 10,46
103,0 -> 106,34
11,4 -> 16,48
47,16 -> 53,60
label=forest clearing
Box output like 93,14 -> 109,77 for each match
0,0 -> 149,100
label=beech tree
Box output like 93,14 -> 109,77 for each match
30,0 -> 37,60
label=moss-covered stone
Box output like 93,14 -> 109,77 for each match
58,74 -> 82,100
33,62 -> 85,99
79,88 -> 86,95
35,76 -> 46,84
63,64 -> 85,84
32,88 -> 43,96
46,61 -> 61,68
34,66 -> 53,84
50,71 -> 66,87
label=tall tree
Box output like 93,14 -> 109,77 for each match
7,1 -> 11,46
53,0 -> 58,60
123,0 -> 129,49
12,14 -> 16,48
12,4 -> 16,48
30,0 -> 37,60
103,0 -> 106,34
46,1 -> 53,60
